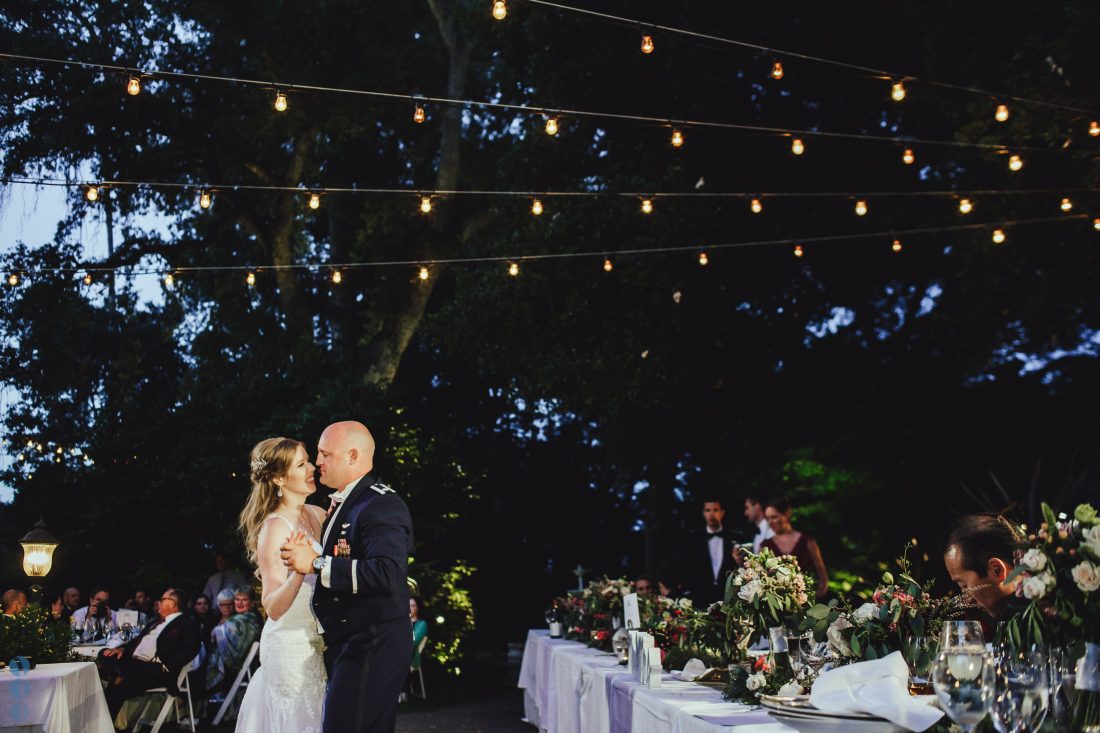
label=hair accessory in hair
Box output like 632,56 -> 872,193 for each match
250,458 -> 268,473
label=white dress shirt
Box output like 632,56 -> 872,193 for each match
753,517 -> 775,553
707,527 -> 725,580
132,611 -> 182,663
319,475 -> 366,588
71,606 -> 118,628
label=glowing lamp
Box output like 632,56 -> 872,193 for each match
20,520 -> 58,577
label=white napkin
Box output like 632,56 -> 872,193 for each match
673,658 -> 709,681
810,651 -> 943,732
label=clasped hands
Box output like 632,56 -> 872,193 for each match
279,529 -> 319,575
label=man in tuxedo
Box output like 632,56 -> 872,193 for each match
98,588 -> 201,720
686,498 -> 738,606
282,420 -> 414,733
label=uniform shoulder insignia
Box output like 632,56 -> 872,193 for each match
369,481 -> 395,495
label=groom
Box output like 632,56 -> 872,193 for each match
281,420 -> 414,733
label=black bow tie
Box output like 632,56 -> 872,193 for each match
707,530 -> 725,539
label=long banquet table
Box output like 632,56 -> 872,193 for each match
518,630 -> 796,733
0,662 -> 115,733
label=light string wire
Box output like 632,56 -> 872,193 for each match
524,0 -> 1100,117
7,214 -> 1092,278
0,51 -> 1092,156
2,175 -> 1096,201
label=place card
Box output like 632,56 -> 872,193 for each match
646,647 -> 663,688
622,592 -> 640,630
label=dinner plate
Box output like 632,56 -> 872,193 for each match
759,694 -> 909,733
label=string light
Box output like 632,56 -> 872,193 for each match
531,198 -> 543,216
420,195 -> 432,213
1090,121 -> 1100,137
771,61 -> 784,80
246,271 -> 255,286
413,104 -> 426,124
83,272 -> 93,285
492,0 -> 507,20
890,81 -> 907,102
164,273 -> 175,289
199,190 -> 212,209
126,76 -> 141,96
698,252 -> 709,266
603,257 -> 613,272
994,104 -> 1009,122
508,261 -> 520,276
891,239 -> 903,252
670,128 -> 684,147
544,116 -> 559,135
641,35 -> 654,54
308,192 -> 321,210
958,198 -> 973,214
85,185 -> 99,202
1008,154 -> 1023,171
332,270 -> 343,284
902,148 -> 915,165
793,244 -> 804,257
1060,197 -> 1073,212
1093,218 -> 1100,231
791,138 -> 804,155
418,266 -> 430,281
640,198 -> 653,214
854,200 -> 868,216
7,273 -> 19,286
992,228 -> 1006,244
751,198 -> 763,214
273,90 -> 288,112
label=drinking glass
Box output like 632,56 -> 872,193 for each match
1049,646 -> 1077,728
119,623 -> 133,643
83,616 -> 98,643
786,633 -> 805,677
933,649 -> 994,732
940,620 -> 985,650
991,647 -> 1049,733
903,635 -> 939,695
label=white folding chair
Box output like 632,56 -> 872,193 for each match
131,662 -> 196,733
412,636 -> 428,699
211,640 -> 260,725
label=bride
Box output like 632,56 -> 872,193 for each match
235,437 -> 328,732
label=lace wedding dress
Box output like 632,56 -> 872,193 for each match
236,515 -> 327,733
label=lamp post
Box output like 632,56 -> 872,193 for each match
20,519 -> 59,578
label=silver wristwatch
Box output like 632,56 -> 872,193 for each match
311,555 -> 325,573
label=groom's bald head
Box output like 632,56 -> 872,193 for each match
317,421 -> 376,489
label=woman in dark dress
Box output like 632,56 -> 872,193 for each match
759,497 -> 829,600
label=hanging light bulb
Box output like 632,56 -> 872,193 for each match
751,198 -> 763,214
420,195 -> 432,213
640,198 -> 653,214
771,61 -> 784,80
854,200 -> 868,216
958,198 -> 973,214
308,192 -> 321,210
246,271 -> 256,286
641,35 -> 654,54
85,185 -> 99,202
1061,197 -> 1073,212
670,128 -> 684,147
83,272 -> 93,285
791,138 -> 805,155
164,273 -> 175,289
1094,217 -> 1100,231
413,104 -> 426,124
418,266 -> 430,281
531,198 -> 543,216
891,81 -> 907,102
994,104 -> 1009,122
508,261 -> 520,276
603,257 -> 613,272
892,239 -> 903,253
992,229 -> 1006,244
902,148 -> 915,165
492,0 -> 507,20
545,117 -> 559,136
274,91 -> 288,112
199,191 -> 212,209
332,270 -> 343,284
126,76 -> 141,96
7,273 -> 19,286
1090,121 -> 1100,137
698,252 -> 709,266
1008,154 -> 1023,171
793,245 -> 804,258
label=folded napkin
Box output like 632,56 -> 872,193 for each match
673,658 -> 710,681
809,651 -> 943,732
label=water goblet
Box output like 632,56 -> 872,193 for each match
940,619 -> 986,650
933,649 -> 994,732
991,647 -> 1049,733
903,635 -> 938,695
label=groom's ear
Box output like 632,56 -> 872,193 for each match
348,448 -> 359,464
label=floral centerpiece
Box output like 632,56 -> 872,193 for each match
0,604 -> 73,664
557,576 -> 633,651
642,596 -> 732,670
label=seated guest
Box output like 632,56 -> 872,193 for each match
214,588 -> 235,628
633,575 -> 655,596
943,513 -> 1026,620
72,586 -> 118,628
46,591 -> 65,619
124,589 -> 154,617
98,588 -> 201,719
190,593 -> 219,647
61,587 -> 81,621
201,553 -> 248,605
205,587 -> 261,694
760,497 -> 829,600
410,596 -> 428,668
656,568 -> 687,599
2,589 -> 27,616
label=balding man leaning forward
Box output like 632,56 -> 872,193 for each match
281,421 -> 414,733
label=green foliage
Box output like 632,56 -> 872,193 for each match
0,605 -> 72,664
407,558 -> 476,676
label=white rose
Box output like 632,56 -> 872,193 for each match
826,616 -> 854,657
1072,561 -> 1100,593
778,681 -> 804,697
1021,574 -> 1050,600
746,672 -> 767,691
1083,525 -> 1100,556
775,566 -> 791,582
738,580 -> 762,603
765,556 -> 782,570
853,602 -> 879,623
1021,548 -> 1047,572
679,598 -> 693,610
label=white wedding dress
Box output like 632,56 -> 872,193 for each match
235,515 -> 328,733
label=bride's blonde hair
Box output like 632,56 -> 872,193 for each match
239,437 -> 305,568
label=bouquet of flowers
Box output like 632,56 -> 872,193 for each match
724,548 -> 811,641
0,604 -> 73,664
724,650 -> 803,703
562,576 -> 633,651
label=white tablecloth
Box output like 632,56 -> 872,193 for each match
0,662 -> 114,733
518,630 -> 794,733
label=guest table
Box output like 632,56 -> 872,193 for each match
0,662 -> 115,733
518,630 -> 796,733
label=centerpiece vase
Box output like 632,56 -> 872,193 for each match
1070,642 -> 1100,733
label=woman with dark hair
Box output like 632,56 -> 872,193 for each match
943,513 -> 1026,619
409,597 -> 428,669
760,497 -> 830,600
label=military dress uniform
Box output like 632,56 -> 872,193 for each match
311,475 -> 414,733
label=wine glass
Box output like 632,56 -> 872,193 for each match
786,632 -> 805,678
940,620 -> 986,650
933,649 -> 994,732
119,622 -> 133,643
991,647 -> 1049,733
903,635 -> 939,695
1048,646 -> 1076,728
